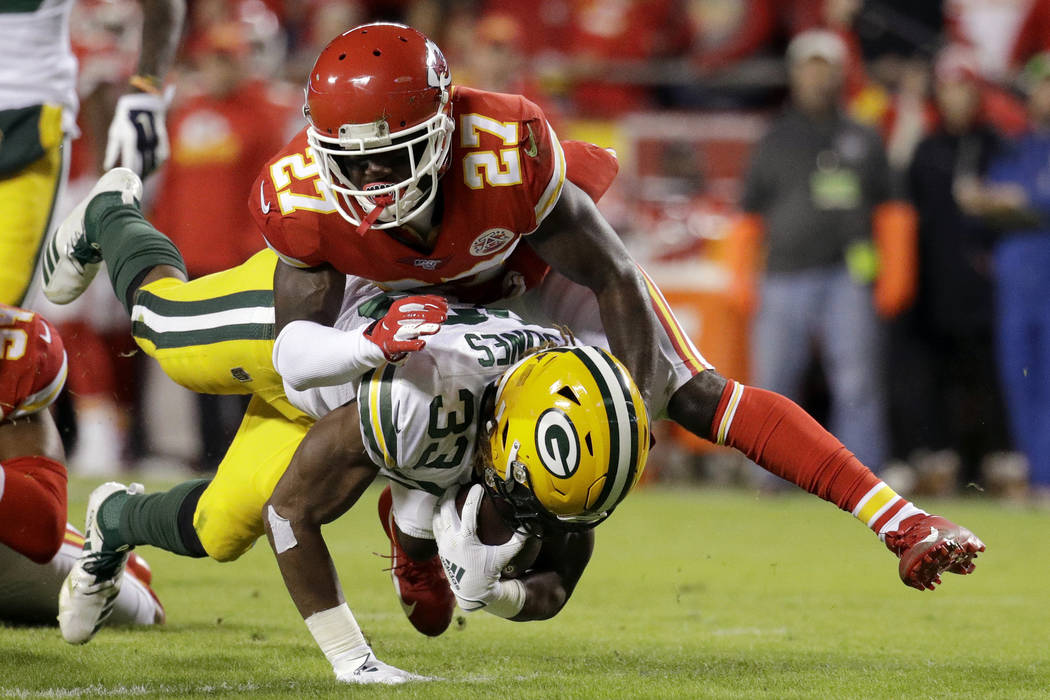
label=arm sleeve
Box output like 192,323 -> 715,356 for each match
272,320 -> 387,391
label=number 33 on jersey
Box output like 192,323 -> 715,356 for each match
252,87 -> 569,296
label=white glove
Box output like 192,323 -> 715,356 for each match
104,91 -> 171,178
335,650 -> 433,685
433,484 -> 527,612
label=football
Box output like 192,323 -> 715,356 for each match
455,484 -> 542,579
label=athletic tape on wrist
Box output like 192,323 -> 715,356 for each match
483,578 -> 526,619
304,603 -> 370,673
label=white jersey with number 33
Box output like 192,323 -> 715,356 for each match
285,283 -> 566,496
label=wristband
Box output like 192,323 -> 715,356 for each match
304,603 -> 370,675
482,578 -> 526,619
129,74 -> 163,96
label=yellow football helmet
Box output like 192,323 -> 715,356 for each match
479,346 -> 650,533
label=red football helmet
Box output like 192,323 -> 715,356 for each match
305,23 -> 454,232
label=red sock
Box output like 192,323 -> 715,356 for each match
710,380 -> 923,535
0,456 -> 68,563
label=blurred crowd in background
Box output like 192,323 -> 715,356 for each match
41,0 -> 1050,505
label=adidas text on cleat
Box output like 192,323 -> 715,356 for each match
885,514 -> 986,591
42,167 -> 142,304
58,481 -> 144,644
378,486 -> 456,636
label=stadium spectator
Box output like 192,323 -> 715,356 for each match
957,52 -> 1050,503
944,0 -> 1032,83
890,47 -> 1009,490
729,29 -> 916,476
452,12 -> 563,127
147,17 -> 297,470
559,0 -> 690,117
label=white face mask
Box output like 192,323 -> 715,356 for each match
306,102 -> 454,234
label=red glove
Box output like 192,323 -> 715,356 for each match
364,295 -> 449,362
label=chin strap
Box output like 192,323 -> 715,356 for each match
356,204 -> 386,236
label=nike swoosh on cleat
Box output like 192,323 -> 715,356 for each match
400,600 -> 417,617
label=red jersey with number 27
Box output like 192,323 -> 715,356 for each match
0,305 -> 67,423
253,86 -> 616,299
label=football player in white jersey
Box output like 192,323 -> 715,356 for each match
0,0 -> 183,305
266,290 -> 651,683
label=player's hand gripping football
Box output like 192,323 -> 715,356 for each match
364,295 -> 449,363
104,90 -> 172,178
433,485 -> 527,612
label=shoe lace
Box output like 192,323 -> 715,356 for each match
375,551 -> 441,587
82,549 -> 125,581
884,514 -> 932,557
71,235 -> 103,266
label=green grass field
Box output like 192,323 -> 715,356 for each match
2,477 -> 1048,699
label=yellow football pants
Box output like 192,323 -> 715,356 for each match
0,104 -> 66,305
132,248 -> 315,560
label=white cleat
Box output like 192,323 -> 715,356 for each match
42,167 -> 142,304
336,653 -> 435,685
58,481 -> 144,644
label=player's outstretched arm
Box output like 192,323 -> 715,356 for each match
527,180 -> 659,407
264,401 -> 376,619
264,403 -> 426,684
273,270 -> 449,390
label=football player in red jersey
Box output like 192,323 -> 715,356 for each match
252,21 -> 986,618
0,304 -> 163,631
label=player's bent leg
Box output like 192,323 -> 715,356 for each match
0,523 -> 163,627
0,110 -> 66,305
42,167 -> 151,305
130,250 -> 292,409
378,484 -> 455,637
0,455 -> 68,564
194,395 -> 311,561
58,481 -> 145,644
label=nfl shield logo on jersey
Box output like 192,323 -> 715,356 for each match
470,228 -> 515,257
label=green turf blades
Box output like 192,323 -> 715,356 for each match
1,477 -> 1044,699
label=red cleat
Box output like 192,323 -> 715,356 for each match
377,486 -> 455,636
885,514 -> 986,591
